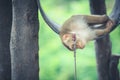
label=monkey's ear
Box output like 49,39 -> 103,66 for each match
62,34 -> 71,41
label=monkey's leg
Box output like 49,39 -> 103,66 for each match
83,15 -> 109,24
94,20 -> 113,36
72,15 -> 109,24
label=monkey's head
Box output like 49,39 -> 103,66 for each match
60,33 -> 86,51
59,16 -> 89,51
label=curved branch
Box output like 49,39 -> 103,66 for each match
37,0 -> 61,34
109,0 -> 120,31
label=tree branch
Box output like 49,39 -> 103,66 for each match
110,0 -> 120,31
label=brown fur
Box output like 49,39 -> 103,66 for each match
60,15 -> 113,51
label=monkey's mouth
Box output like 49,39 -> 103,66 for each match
78,45 -> 85,49
69,43 -> 85,51
77,41 -> 85,49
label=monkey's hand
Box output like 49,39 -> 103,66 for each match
104,19 -> 114,33
94,19 -> 114,36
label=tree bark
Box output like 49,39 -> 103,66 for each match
10,0 -> 39,80
89,0 -> 111,80
0,0 -> 12,80
109,55 -> 119,80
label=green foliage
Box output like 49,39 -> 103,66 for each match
39,0 -> 119,80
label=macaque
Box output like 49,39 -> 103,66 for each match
59,15 -> 114,51
37,0 -> 114,51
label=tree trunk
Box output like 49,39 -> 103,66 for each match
0,0 -> 12,80
109,56 -> 119,80
10,0 -> 39,80
89,0 -> 111,80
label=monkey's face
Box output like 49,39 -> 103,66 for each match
61,33 -> 85,51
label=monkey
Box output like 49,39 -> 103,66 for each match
59,15 -> 114,50
37,0 -> 114,51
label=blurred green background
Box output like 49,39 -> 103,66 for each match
39,0 -> 120,80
